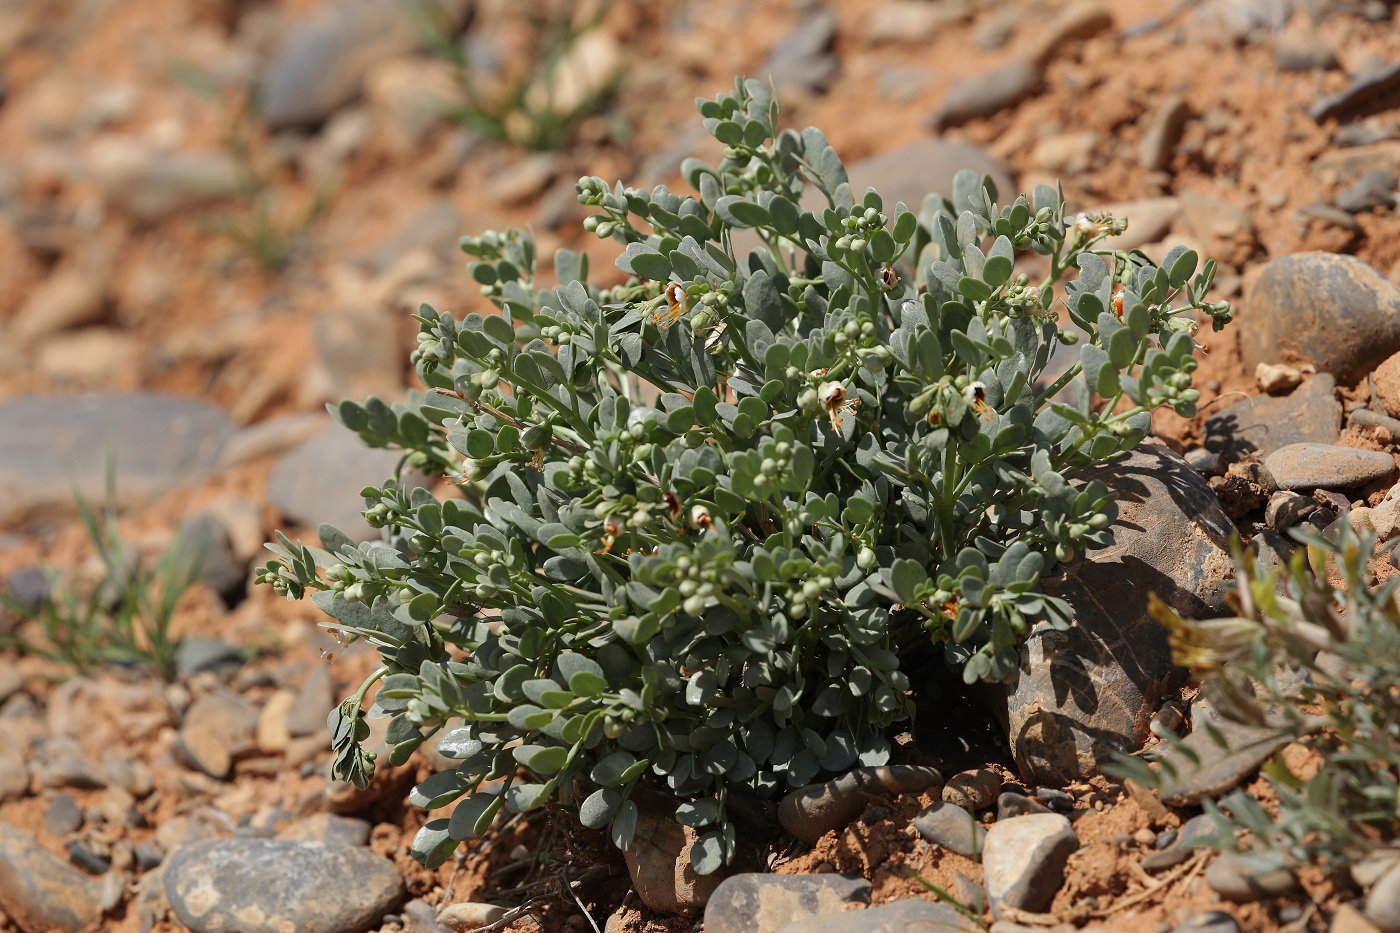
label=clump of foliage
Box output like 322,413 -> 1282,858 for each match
411,0 -> 622,151
1140,523 -> 1400,872
1,490 -> 198,680
258,77 -> 1230,872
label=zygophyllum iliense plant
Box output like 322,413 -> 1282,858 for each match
258,77 -> 1231,873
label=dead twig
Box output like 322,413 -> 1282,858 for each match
1091,850 -> 1210,918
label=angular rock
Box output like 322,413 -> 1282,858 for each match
164,838 -> 403,933
178,515 -> 247,603
1336,168 -> 1396,213
44,793 -> 84,836
277,814 -> 371,848
259,0 -> 470,130
1275,20 -> 1338,73
930,59 -> 1040,128
1205,373 -> 1340,461
982,813 -> 1078,914
1205,853 -> 1297,902
267,425 -> 406,540
778,765 -> 943,844
1007,441 -> 1234,784
0,394 -> 234,524
763,11 -> 838,95
1256,362 -> 1305,395
914,802 -> 987,860
1263,443 -> 1397,490
1139,96 -> 1191,172
438,902 -> 507,932
703,873 -> 870,933
1155,699 -> 1291,806
174,638 -> 245,678
1265,491 -> 1317,531
0,822 -> 104,933
622,803 -> 726,914
849,139 -> 1014,214
174,729 -> 232,780
1240,252 -> 1400,384
777,897 -> 980,932
997,791 -> 1052,821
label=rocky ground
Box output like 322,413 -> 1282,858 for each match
5,0 -> 1400,931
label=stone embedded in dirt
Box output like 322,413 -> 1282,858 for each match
0,822 -> 104,933
88,142 -> 243,223
778,765 -> 944,844
914,801 -> 986,860
256,689 -> 296,754
8,266 -> 107,347
1333,904 -> 1386,933
219,413 -> 328,469
1369,861 -> 1400,933
103,752 -> 154,799
982,813 -> 1078,915
1265,490 -> 1318,531
1185,447 -> 1224,477
36,754 -> 106,791
762,9 -> 839,95
1263,443 -> 1398,490
0,745 -> 27,802
1255,362 -> 1305,395
313,305 -> 405,401
1142,813 -> 1218,872
1240,252 -> 1400,384
164,838 -> 404,933
1006,441 -> 1235,785
929,59 -> 1040,129
174,638 -> 245,678
1353,409 -> 1400,444
134,841 -> 164,873
1172,910 -> 1242,933
942,768 -> 1002,810
1274,19 -> 1338,73
289,664 -> 336,738
1311,60 -> 1400,124
259,0 -> 471,130
178,515 -> 247,604
437,902 -> 507,932
777,897 -> 981,933
1096,197 -> 1181,252
1337,167 -> 1397,214
622,803 -> 726,914
44,793 -> 84,836
267,425 -> 408,542
1178,190 -> 1257,267
0,393 -> 234,524
848,139 -> 1015,215
997,791 -> 1052,821
1155,700 -> 1291,807
1205,853 -> 1299,902
1372,490 -> 1400,541
1139,96 -> 1192,172
1356,850 -> 1400,891
1026,1 -> 1114,68
66,839 -> 110,875
1205,373 -> 1341,461
1373,350 -> 1400,419
174,728 -> 232,780
864,1 -> 971,43
277,813 -> 371,848
703,873 -> 870,933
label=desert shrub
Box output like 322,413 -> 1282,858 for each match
1134,524 -> 1400,871
259,77 -> 1229,871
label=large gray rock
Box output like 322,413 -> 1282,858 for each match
1204,374 -> 1341,461
704,873 -> 870,933
982,813 -> 1078,915
1240,252 -> 1400,384
0,394 -> 234,524
0,822 -> 104,933
259,0 -> 470,129
163,838 -> 403,933
267,425 -> 404,540
1006,441 -> 1235,785
1155,698 -> 1293,807
1264,443 -> 1397,491
848,139 -> 1014,213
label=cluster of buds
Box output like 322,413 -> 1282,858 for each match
830,205 -> 888,257
1067,211 -> 1128,241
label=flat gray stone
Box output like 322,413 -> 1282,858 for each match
1006,441 -> 1235,784
703,873 -> 870,933
849,139 -> 1015,212
778,765 -> 943,844
930,59 -> 1040,129
267,425 -> 404,540
1204,374 -> 1341,460
164,838 -> 403,933
1240,252 -> 1400,384
1310,60 -> 1400,124
776,897 -> 980,932
1205,854 -> 1297,902
1155,699 -> 1291,807
0,393 -> 234,524
1263,443 -> 1397,490
914,802 -> 986,860
0,822 -> 104,933
259,0 -> 469,129
1142,813 -> 1219,872
982,813 -> 1078,915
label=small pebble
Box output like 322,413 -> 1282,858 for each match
44,793 -> 84,836
1156,827 -> 1178,850
67,839 -> 112,875
1033,787 -> 1073,812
